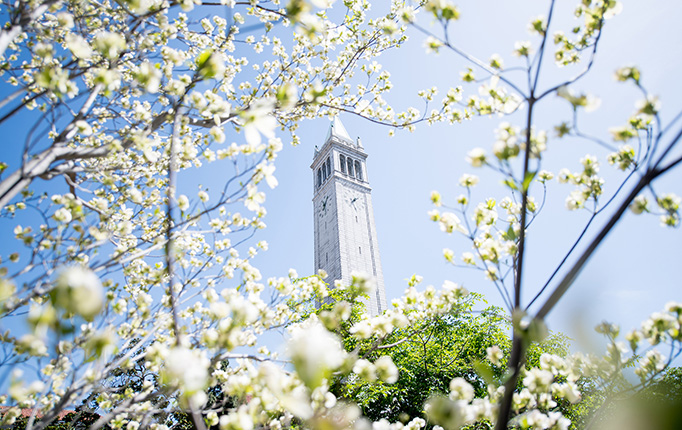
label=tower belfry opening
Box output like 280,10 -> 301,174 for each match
311,117 -> 388,316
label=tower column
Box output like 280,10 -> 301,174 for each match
311,118 -> 387,316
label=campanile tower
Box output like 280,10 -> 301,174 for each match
311,118 -> 387,316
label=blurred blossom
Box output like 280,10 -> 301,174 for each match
287,319 -> 345,389
52,266 -> 103,320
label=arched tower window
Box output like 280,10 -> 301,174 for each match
317,168 -> 322,188
326,157 -> 331,178
347,157 -> 354,177
355,160 -> 363,181
340,154 -> 346,174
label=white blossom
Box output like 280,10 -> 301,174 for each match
375,356 -> 399,384
163,346 -> 209,403
486,345 -> 503,366
53,266 -> 103,320
65,34 -> 92,59
287,319 -> 345,389
449,377 -> 474,402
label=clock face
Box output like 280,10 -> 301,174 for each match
318,195 -> 330,217
345,190 -> 364,210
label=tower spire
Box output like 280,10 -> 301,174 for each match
325,117 -> 353,145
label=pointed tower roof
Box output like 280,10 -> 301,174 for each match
325,117 -> 353,145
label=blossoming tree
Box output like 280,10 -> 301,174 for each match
0,0 -> 681,430
0,0 -> 411,428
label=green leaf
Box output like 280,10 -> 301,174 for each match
473,360 -> 495,386
503,179 -> 518,190
522,170 -> 537,192
195,50 -> 212,69
503,224 -> 517,241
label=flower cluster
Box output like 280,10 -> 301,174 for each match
559,155 -> 604,211
553,1 -> 622,66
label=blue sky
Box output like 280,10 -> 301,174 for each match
256,1 -> 682,352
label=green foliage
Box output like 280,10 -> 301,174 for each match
641,366 -> 682,401
525,332 -> 572,369
332,294 -> 506,422
311,288 -> 574,425
3,410 -> 103,430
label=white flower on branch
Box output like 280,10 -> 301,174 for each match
375,356 -> 399,384
486,345 -> 503,366
134,62 -> 162,93
162,346 -> 209,407
65,34 -> 92,60
287,318 -> 346,389
242,99 -> 277,146
449,377 -> 474,402
93,31 -> 126,60
51,266 -> 103,320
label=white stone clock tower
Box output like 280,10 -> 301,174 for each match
311,117 -> 387,316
